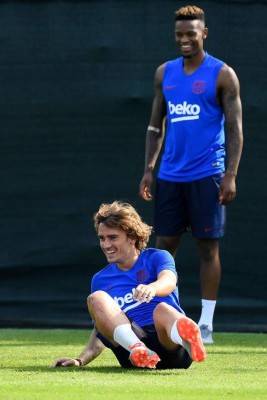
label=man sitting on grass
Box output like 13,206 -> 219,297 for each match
51,201 -> 206,369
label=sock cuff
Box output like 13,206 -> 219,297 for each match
201,299 -> 216,306
170,319 -> 183,346
113,323 -> 131,342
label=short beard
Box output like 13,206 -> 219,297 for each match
182,54 -> 192,59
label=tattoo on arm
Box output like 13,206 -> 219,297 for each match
221,67 -> 243,175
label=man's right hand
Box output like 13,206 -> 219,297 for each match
139,172 -> 154,201
50,357 -> 80,368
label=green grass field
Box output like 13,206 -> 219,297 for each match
0,329 -> 266,400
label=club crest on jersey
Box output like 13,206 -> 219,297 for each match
136,268 -> 149,283
192,81 -> 206,94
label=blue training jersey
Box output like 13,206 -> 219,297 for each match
159,52 -> 225,182
91,248 -> 184,326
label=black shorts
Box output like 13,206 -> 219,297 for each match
97,324 -> 192,370
154,175 -> 226,238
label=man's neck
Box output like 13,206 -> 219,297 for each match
182,50 -> 206,75
116,250 -> 141,271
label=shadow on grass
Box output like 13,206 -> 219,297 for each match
4,365 -> 174,375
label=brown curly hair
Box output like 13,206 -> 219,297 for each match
93,201 -> 152,250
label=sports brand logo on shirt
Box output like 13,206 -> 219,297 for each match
192,81 -> 206,94
165,85 -> 177,90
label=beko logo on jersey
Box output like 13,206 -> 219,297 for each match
168,101 -> 200,123
114,288 -> 136,308
113,288 -> 142,312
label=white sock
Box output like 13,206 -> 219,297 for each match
170,320 -> 183,346
113,324 -> 142,352
198,299 -> 216,330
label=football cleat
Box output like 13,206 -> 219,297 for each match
199,324 -> 214,344
129,342 -> 160,369
177,317 -> 207,362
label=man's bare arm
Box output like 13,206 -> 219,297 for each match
217,65 -> 243,204
139,64 -> 167,201
50,328 -> 105,367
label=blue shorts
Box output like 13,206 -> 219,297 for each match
154,175 -> 226,239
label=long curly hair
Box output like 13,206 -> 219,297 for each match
93,201 -> 152,250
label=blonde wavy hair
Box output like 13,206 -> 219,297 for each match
93,201 -> 152,250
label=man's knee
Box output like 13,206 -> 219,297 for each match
196,239 -> 220,262
87,290 -> 109,311
153,302 -> 171,321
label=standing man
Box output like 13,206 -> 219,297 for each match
139,5 -> 243,344
51,201 -> 206,370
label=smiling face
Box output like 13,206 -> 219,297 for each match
97,223 -> 139,270
174,19 -> 208,59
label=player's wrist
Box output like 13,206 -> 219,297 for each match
225,171 -> 237,178
75,358 -> 83,367
144,166 -> 154,174
147,125 -> 160,133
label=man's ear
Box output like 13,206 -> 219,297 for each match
203,27 -> 208,39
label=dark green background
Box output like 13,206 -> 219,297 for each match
0,0 -> 266,331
